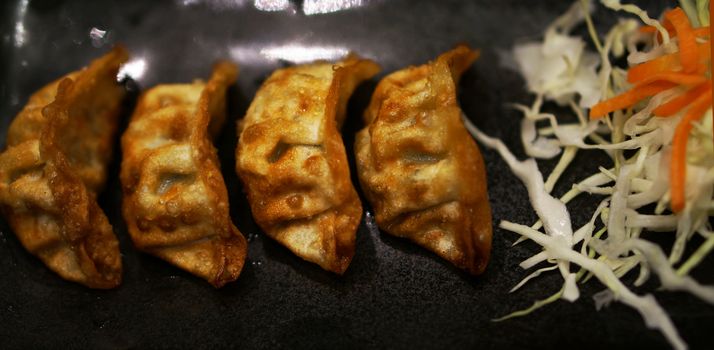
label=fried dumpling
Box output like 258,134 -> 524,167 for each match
355,45 -> 492,275
0,47 -> 128,288
120,62 -> 246,287
236,56 -> 379,274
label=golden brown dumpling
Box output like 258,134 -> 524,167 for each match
121,62 -> 246,287
355,45 -> 492,275
0,47 -> 128,288
236,56 -> 379,274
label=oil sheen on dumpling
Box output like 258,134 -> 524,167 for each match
121,62 -> 246,287
236,56 -> 379,274
0,47 -> 128,288
355,45 -> 492,275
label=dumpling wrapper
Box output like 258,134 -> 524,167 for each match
355,45 -> 492,275
0,47 -> 128,288
236,56 -> 379,274
121,62 -> 247,287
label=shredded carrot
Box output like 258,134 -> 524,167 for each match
588,5 -> 712,210
590,73 -> 703,119
665,8 -> 699,73
663,18 -> 675,32
653,82 -> 711,117
627,42 -> 711,84
693,27 -> 711,37
670,86 -> 713,213
589,81 -> 676,119
627,53 -> 680,83
627,54 -> 682,84
636,72 -> 707,86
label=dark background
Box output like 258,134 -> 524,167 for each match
1,0 -> 712,349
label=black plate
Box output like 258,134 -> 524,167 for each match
1,0 -> 712,348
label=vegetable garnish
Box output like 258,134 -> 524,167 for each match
666,8 -> 700,73
590,4 -> 711,214
465,1 -> 713,349
653,81 -> 710,116
590,81 -> 677,118
626,42 -> 710,83
671,85 -> 712,212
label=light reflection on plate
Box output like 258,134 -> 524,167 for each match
13,0 -> 28,47
230,44 -> 350,64
253,0 -> 296,12
117,57 -> 148,81
302,0 -> 365,15
177,0 -> 371,15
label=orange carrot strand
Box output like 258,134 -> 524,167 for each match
628,54 -> 681,84
627,42 -> 710,84
665,8 -> 699,73
589,81 -> 676,119
670,86 -> 713,213
653,82 -> 711,117
636,72 -> 707,86
693,27 -> 710,37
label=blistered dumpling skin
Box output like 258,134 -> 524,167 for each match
355,45 -> 492,275
121,62 -> 247,287
0,47 -> 128,288
236,56 -> 379,274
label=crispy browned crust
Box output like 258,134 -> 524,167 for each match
355,45 -> 492,275
236,56 -> 379,274
120,62 -> 246,287
0,47 -> 128,288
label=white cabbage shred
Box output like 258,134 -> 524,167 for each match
466,1 -> 714,349
513,1 -> 601,109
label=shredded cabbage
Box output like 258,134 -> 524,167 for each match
512,9 -> 601,109
469,1 -> 714,349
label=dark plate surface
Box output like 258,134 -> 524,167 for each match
1,0 -> 713,349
